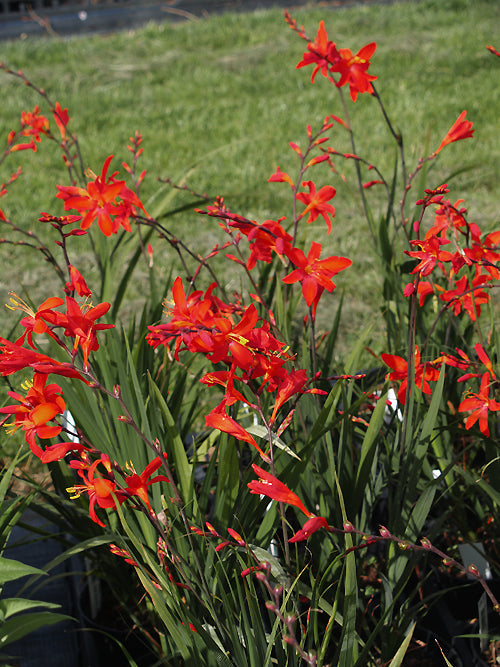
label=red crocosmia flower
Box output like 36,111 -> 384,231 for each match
249,353 -> 288,394
53,102 -> 69,140
463,234 -> 500,281
42,296 -> 114,371
415,281 -> 436,307
475,343 -> 496,381
403,282 -> 416,298
296,181 -> 336,233
8,136 -> 37,153
205,402 -> 270,462
268,167 -> 294,188
110,544 -> 138,567
458,372 -> 500,437
381,345 -> 441,405
20,106 -> 49,143
245,218 -> 292,270
56,155 -> 147,236
438,348 -> 475,382
38,440 -> 87,464
6,293 -> 64,350
248,464 -> 313,517
296,20 -> 339,83
424,199 -> 469,240
227,527 -> 246,546
200,369 -> 252,408
0,337 -> 87,382
439,274 -> 490,321
0,372 -> 65,454
66,265 -> 92,297
289,516 -> 330,543
124,456 -> 170,512
405,236 -> 454,277
330,42 -> 377,101
67,455 -> 127,527
435,111 -> 474,155
270,368 -> 327,425
146,277 -> 241,360
487,45 -> 500,57
283,242 -> 352,308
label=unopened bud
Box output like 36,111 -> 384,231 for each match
468,564 -> 480,578
117,415 -> 131,423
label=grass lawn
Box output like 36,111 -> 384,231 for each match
0,0 -> 498,352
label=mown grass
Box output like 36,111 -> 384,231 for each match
0,0 -> 498,349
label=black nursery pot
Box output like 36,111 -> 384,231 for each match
76,578 -> 158,667
415,572 -> 500,667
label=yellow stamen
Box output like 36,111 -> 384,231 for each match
5,292 -> 35,317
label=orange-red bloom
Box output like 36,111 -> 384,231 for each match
0,373 -> 65,453
439,274 -> 490,321
67,455 -> 127,527
248,464 -> 313,517
53,102 -> 69,140
0,336 -> 87,382
296,181 -> 336,233
56,155 -> 147,236
458,372 -> 500,437
7,294 -> 64,350
405,236 -> 454,277
331,42 -> 377,101
66,265 -> 92,297
296,20 -> 338,83
435,111 -> 474,155
289,516 -> 330,543
20,105 -> 49,143
41,296 -> 114,371
205,403 -> 269,462
124,456 -> 170,512
381,345 -> 441,405
283,242 -> 352,310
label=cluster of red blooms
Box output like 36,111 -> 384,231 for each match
0,288 -> 169,525
4,101 -> 69,155
382,184 -> 500,431
1,99 -> 148,238
404,185 -> 499,323
1,102 -> 68,221
277,17 -> 499,440
67,452 -> 169,527
199,190 -> 352,319
285,13 -> 377,102
146,276 -> 328,463
0,292 -> 112,460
